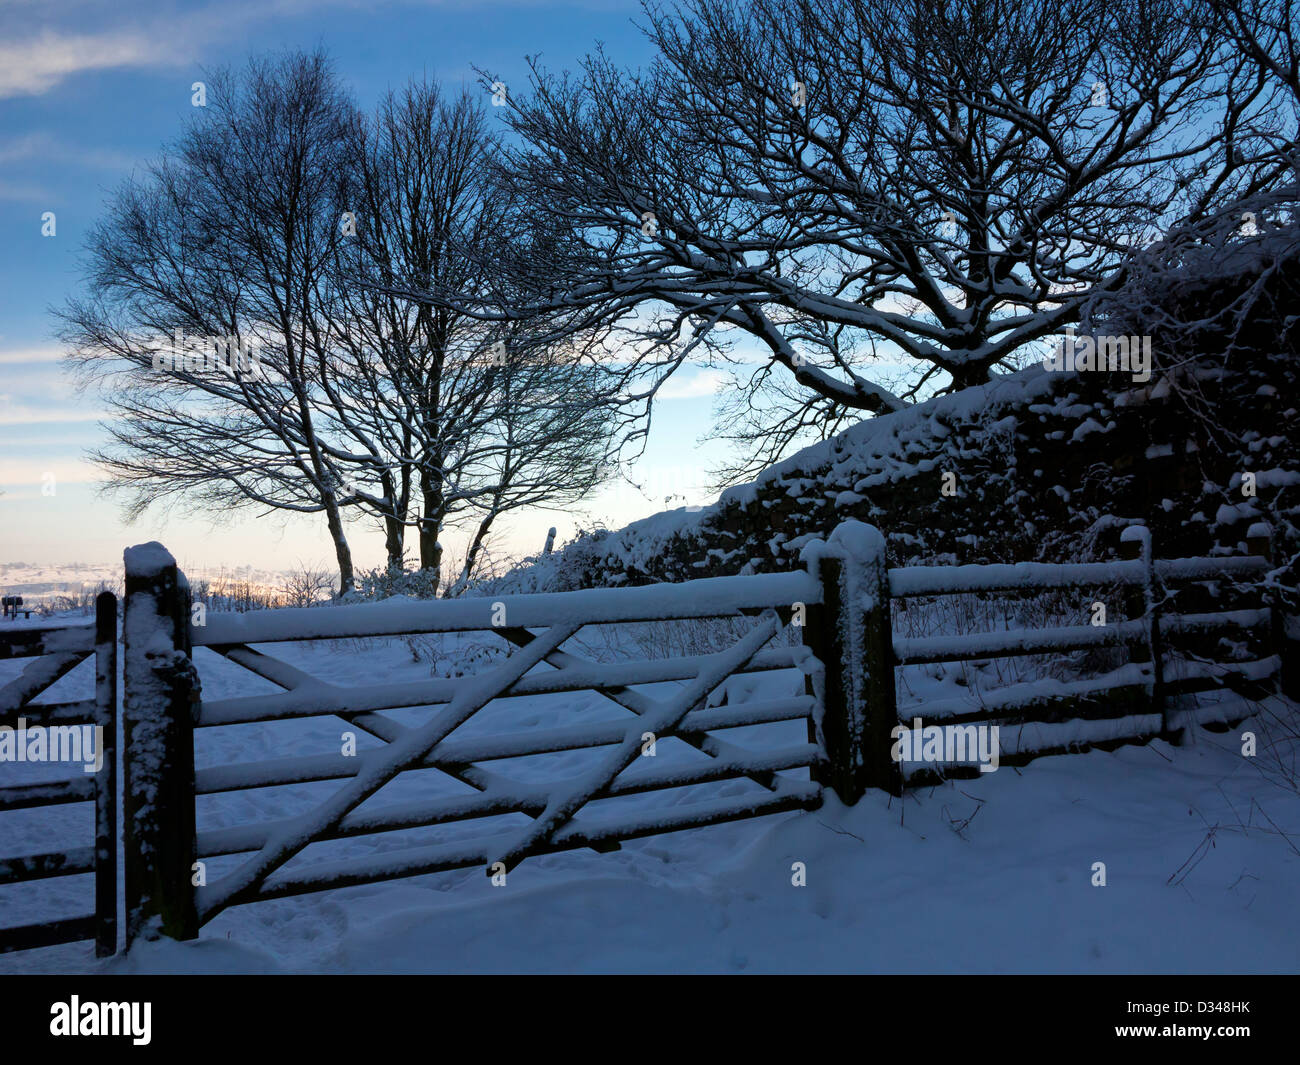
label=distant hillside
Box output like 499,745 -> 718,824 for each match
0,560 -> 293,609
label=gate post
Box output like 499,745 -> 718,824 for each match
801,521 -> 901,802
1120,525 -> 1170,740
122,543 -> 199,946
93,591 -> 118,957
1249,522 -> 1299,700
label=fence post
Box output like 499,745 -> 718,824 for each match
801,520 -> 901,802
93,591 -> 118,958
122,543 -> 199,946
1249,522 -> 1299,700
1119,525 -> 1170,741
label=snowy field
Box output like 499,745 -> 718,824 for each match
2,613 -> 1297,975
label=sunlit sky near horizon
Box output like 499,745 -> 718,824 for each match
0,0 -> 766,576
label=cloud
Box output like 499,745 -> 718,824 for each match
0,132 -> 138,171
0,1 -> 459,100
0,406 -> 108,426
0,28 -> 182,99
0,181 -> 53,203
0,456 -> 101,487
0,346 -> 67,365
657,368 -> 730,400
0,378 -> 108,424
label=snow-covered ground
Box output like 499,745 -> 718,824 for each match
2,614 -> 1297,974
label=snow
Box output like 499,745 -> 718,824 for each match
823,518 -> 887,563
3,606 -> 1297,974
123,543 -> 177,580
894,619 -> 1147,664
14,720 -> 1297,974
890,558 -> 1144,596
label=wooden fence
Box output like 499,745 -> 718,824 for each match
0,518 -> 1291,955
881,523 -> 1282,790
0,593 -> 117,956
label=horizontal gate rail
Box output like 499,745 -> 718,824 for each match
196,645 -> 805,727
194,570 -> 821,647
894,618 -> 1150,664
194,696 -> 816,795
888,554 -> 1269,597
0,777 -> 97,811
0,623 -> 95,661
240,780 -> 824,906
0,846 -> 96,885
196,743 -> 823,858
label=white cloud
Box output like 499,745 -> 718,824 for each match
0,1 -> 466,100
0,28 -> 181,99
0,346 -> 66,365
0,407 -> 107,426
0,132 -> 138,171
0,181 -> 53,203
0,457 -> 100,485
657,368 -> 730,400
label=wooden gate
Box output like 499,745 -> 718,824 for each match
119,542 -> 828,942
0,593 -> 118,956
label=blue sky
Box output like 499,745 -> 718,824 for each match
0,0 -> 737,574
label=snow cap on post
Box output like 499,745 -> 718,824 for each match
828,519 -> 886,561
124,541 -> 178,580
799,519 -> 886,567
1119,524 -> 1150,559
1247,522 -> 1272,560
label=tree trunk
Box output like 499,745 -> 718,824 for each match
949,361 -> 992,391
456,511 -> 497,593
418,468 -> 444,579
323,495 -> 355,595
381,470 -> 404,570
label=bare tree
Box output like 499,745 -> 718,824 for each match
59,60 -> 619,594
57,50 -> 366,592
328,81 -> 619,586
478,0 -> 1285,479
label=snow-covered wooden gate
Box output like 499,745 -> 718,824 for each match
117,532 -> 857,943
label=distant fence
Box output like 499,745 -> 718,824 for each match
882,523 -> 1282,790
0,520 -> 1291,956
0,593 -> 117,956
